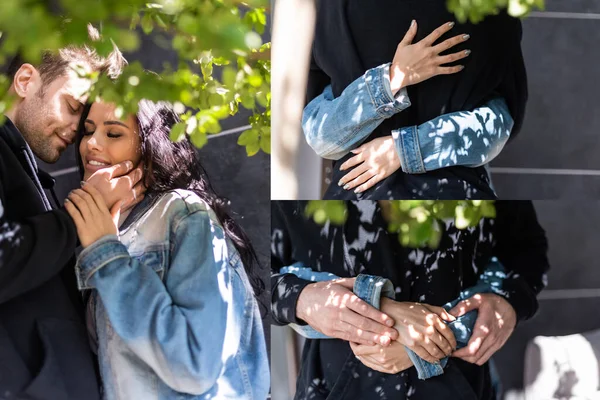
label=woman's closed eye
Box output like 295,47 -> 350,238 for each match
107,132 -> 122,139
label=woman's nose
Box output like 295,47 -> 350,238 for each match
87,134 -> 103,151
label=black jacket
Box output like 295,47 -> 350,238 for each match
271,201 -> 549,400
0,119 -> 100,399
308,0 -> 528,199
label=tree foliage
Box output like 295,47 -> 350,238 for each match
0,0 -> 270,155
447,0 -> 544,23
305,200 -> 496,249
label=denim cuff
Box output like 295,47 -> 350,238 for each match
365,63 -> 411,118
75,234 -> 129,290
405,347 -> 446,380
393,126 -> 426,174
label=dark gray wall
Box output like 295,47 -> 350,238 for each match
494,200 -> 600,397
491,1 -> 600,198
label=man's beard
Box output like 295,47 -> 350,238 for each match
14,94 -> 61,163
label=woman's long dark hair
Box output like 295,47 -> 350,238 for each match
76,100 -> 265,300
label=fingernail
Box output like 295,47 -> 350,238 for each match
354,187 -> 362,194
464,49 -> 471,56
459,65 -> 465,70
338,180 -> 344,187
463,34 -> 470,40
64,198 -> 70,203
343,184 -> 350,190
448,21 -> 455,28
411,20 -> 416,27
135,170 -> 143,180
80,181 -> 86,186
126,160 -> 133,169
386,319 -> 394,327
380,336 -> 390,346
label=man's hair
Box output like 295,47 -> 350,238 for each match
5,24 -> 126,95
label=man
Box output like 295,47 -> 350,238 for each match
0,44 -> 144,399
272,201 -> 549,399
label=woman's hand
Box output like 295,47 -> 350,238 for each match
64,183 -> 122,248
338,136 -> 399,193
390,20 -> 471,94
350,340 -> 414,374
380,298 -> 457,363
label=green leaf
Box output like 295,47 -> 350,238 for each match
169,122 -> 186,142
190,130 -> 208,148
141,13 -> 154,34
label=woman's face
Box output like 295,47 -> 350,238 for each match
80,102 -> 142,181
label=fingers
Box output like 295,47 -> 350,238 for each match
410,343 -> 442,364
423,306 -> 457,351
340,310 -> 396,345
81,182 -> 109,213
437,49 -> 471,66
64,198 -> 84,227
449,295 -> 483,318
350,342 -> 381,357
345,296 -> 397,332
332,277 -> 357,290
427,305 -> 456,323
121,180 -> 146,211
345,169 -> 375,191
333,321 -> 379,346
340,152 -> 365,172
436,65 -> 465,75
421,21 -> 455,47
399,20 -> 418,46
452,329 -> 485,360
420,333 -> 450,360
67,189 -> 95,220
475,342 -> 498,366
104,160 -> 134,179
433,33 -> 470,55
355,174 -> 384,194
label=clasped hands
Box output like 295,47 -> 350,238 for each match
296,279 -> 516,375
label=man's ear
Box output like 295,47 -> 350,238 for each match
12,64 -> 39,99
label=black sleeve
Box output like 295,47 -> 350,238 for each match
493,201 -> 549,322
305,50 -> 331,105
271,201 -> 312,326
0,148 -> 78,304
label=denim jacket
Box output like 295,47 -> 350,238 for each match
281,258 -> 506,380
75,190 -> 269,400
302,63 -> 514,173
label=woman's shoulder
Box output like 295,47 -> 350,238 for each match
151,189 -> 221,229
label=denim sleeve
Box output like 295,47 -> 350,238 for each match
75,211 -> 232,395
302,63 -> 411,160
394,97 -> 513,174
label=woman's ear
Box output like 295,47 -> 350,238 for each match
12,64 -> 40,98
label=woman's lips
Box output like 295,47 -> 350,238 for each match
84,157 -> 112,173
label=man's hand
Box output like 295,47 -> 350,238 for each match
380,298 -> 457,363
296,278 -> 399,346
449,293 -> 517,366
85,161 -> 146,211
350,340 -> 413,374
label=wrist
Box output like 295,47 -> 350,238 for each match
389,64 -> 406,95
295,283 -> 314,322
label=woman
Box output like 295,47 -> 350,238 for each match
307,1 -> 526,199
64,100 -> 269,399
